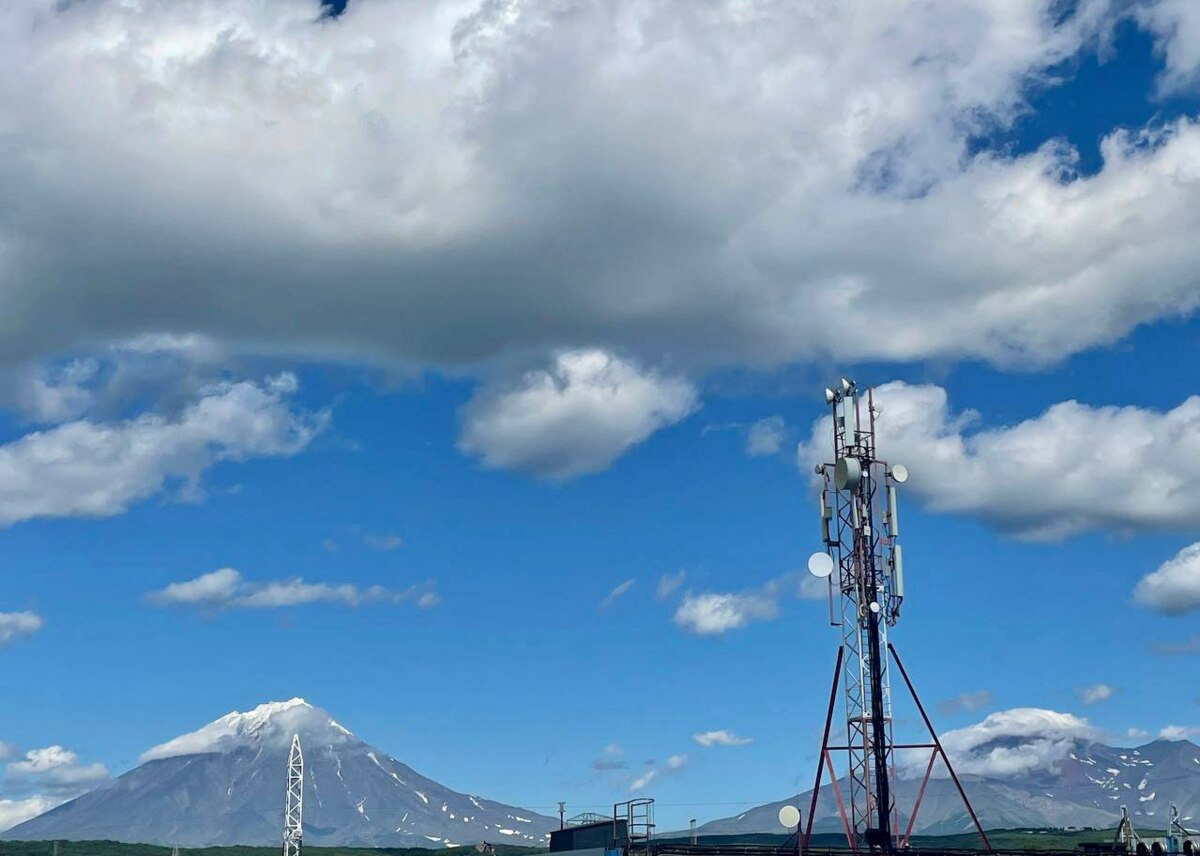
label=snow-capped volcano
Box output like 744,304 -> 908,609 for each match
140,699 -> 355,762
7,699 -> 556,848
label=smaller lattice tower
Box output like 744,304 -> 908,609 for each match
283,734 -> 304,856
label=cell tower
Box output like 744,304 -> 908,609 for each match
283,734 -> 304,856
803,379 -> 988,854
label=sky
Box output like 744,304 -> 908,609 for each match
3,0 -> 1200,837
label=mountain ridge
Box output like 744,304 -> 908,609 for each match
697,737 -> 1200,837
6,699 -> 556,848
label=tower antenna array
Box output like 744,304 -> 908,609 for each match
283,733 -> 304,856
804,379 -> 988,854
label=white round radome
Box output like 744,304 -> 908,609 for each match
808,552 -> 834,578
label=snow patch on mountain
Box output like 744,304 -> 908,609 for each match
141,698 -> 353,762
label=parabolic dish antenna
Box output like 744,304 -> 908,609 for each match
808,552 -> 834,578
891,463 -> 909,483
778,806 -> 801,829
834,456 -> 861,491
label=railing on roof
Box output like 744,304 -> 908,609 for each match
567,812 -> 613,827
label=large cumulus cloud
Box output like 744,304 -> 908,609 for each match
2,0 -> 1200,376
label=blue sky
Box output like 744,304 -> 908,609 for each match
3,0 -> 1200,837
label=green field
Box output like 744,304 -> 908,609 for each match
655,827 -> 1147,851
0,830 -> 1163,856
0,845 -> 545,856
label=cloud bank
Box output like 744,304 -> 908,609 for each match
2,0 -> 1200,383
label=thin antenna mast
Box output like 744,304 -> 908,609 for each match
283,734 -> 304,856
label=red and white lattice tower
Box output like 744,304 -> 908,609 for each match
803,379 -> 989,854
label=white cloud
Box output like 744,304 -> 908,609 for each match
147,568 -> 243,607
1135,543 -> 1200,615
629,770 -> 655,792
146,568 -> 436,611
0,740 -> 109,831
10,746 -> 88,776
599,579 -> 636,610
673,572 -> 823,634
5,745 -> 109,796
1126,727 -> 1151,741
745,417 -> 786,457
1076,684 -> 1117,705
656,571 -> 686,601
907,708 -> 1098,780
693,730 -> 753,747
0,374 -> 322,527
363,533 -> 403,552
1159,725 -> 1200,741
1137,0 -> 1200,91
938,691 -> 995,715
235,580 -> 377,609
0,612 -> 43,646
630,754 -> 689,792
459,350 -> 696,479
800,382 -> 1200,540
0,796 -> 56,832
674,588 -> 780,635
5,1 -> 1200,388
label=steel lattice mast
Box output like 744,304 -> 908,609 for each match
283,734 -> 304,856
803,378 -> 990,855
819,380 -> 900,850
